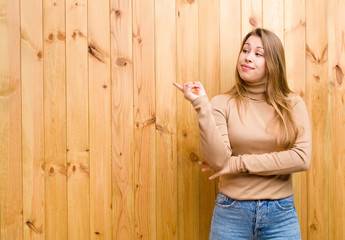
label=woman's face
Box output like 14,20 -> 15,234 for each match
237,35 -> 267,83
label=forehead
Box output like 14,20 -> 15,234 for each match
244,35 -> 264,49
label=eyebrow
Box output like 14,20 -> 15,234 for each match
244,43 -> 264,49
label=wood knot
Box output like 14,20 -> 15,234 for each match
103,84 -> 108,89
57,31 -> 66,41
310,223 -> 317,231
156,124 -> 170,135
71,30 -> 84,40
116,58 -> 127,67
313,75 -> 320,82
37,51 -> 42,59
249,17 -> 257,27
72,165 -> 77,172
47,33 -> 54,43
115,10 -> 122,17
26,220 -> 43,234
95,232 -> 100,235
182,132 -> 187,137
137,37 -> 143,45
88,43 -> 105,63
335,65 -> 344,85
80,164 -> 89,174
49,167 -> 54,174
189,152 -> 199,162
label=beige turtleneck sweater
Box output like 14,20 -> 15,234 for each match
192,81 -> 312,200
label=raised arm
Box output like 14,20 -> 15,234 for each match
174,82 -> 232,169
191,95 -> 232,169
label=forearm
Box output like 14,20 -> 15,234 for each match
192,95 -> 232,169
228,146 -> 311,176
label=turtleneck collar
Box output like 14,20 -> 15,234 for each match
244,80 -> 267,101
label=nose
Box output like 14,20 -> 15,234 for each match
245,51 -> 254,62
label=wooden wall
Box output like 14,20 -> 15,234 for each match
0,0 -> 344,239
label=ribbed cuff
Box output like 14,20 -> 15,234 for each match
191,95 -> 209,110
228,156 -> 245,174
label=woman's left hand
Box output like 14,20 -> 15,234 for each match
199,161 -> 231,180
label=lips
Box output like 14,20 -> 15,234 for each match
241,64 -> 254,70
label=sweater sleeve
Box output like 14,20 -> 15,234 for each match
192,95 -> 232,169
227,95 -> 312,176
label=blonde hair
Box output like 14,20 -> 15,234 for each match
229,28 -> 298,150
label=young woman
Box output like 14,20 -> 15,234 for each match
174,28 -> 311,239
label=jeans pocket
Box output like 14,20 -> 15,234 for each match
274,195 -> 295,211
215,192 -> 237,208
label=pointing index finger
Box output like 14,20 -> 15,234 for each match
173,82 -> 184,92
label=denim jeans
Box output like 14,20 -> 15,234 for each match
209,192 -> 301,240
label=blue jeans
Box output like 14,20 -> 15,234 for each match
209,192 -> 301,240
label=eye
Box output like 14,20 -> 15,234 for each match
242,49 -> 249,53
256,52 -> 263,57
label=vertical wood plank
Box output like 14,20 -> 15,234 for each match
220,0 -> 241,93
155,0 -> 177,239
176,1 -> 200,239
241,0 -> 263,38
0,0 -> 22,239
327,0 -> 345,239
132,0 -> 156,239
284,0 -> 307,238
263,0 -> 284,42
21,0 -> 45,239
198,0 -> 220,239
110,0 -> 135,239
306,0 -> 329,239
43,0 -> 67,239
66,0 -> 89,239
88,0 -> 112,239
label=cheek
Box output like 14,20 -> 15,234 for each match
259,60 -> 266,74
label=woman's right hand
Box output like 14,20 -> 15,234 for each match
173,81 -> 207,102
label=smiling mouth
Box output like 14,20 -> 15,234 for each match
241,65 -> 254,70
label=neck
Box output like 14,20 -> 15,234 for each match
243,80 -> 267,101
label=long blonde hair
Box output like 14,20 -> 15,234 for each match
229,28 -> 298,150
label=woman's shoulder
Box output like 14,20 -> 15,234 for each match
287,93 -> 305,108
210,93 -> 233,107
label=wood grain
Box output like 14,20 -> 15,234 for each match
327,0 -> 345,239
176,1 -> 200,239
66,0 -> 89,239
263,0 -> 284,42
110,0 -> 135,239
133,0 -> 156,239
43,0 -> 67,239
241,0 -> 263,38
284,0 -> 307,238
306,0 -> 329,238
0,0 -> 22,239
220,0 -> 241,93
155,0 -> 178,239
21,0 -> 44,239
198,1 -> 220,239
88,0 -> 112,239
